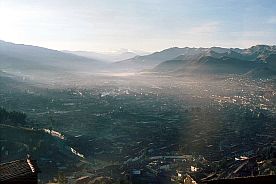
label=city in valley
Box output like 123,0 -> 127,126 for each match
1,42 -> 275,183
0,1 -> 276,183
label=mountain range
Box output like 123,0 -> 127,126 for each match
0,40 -> 275,78
151,45 -> 276,77
111,45 -> 276,78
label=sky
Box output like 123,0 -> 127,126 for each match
0,0 -> 276,52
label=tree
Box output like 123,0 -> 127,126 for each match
0,107 -> 27,125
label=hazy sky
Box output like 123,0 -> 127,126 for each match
0,0 -> 276,52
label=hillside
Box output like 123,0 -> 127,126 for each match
0,40 -> 105,73
0,123 -> 82,181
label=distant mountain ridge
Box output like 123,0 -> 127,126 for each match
113,47 -> 208,70
151,45 -> 276,77
113,45 -> 276,73
63,49 -> 149,62
0,40 -> 105,73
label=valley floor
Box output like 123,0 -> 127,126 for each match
0,72 -> 275,183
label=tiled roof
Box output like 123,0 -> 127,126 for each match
203,175 -> 276,184
0,159 -> 39,182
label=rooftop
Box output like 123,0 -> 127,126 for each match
0,158 -> 39,182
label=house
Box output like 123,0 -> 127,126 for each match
202,175 -> 276,184
0,156 -> 40,184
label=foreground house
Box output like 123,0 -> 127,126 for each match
203,175 -> 276,184
0,156 -> 39,184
